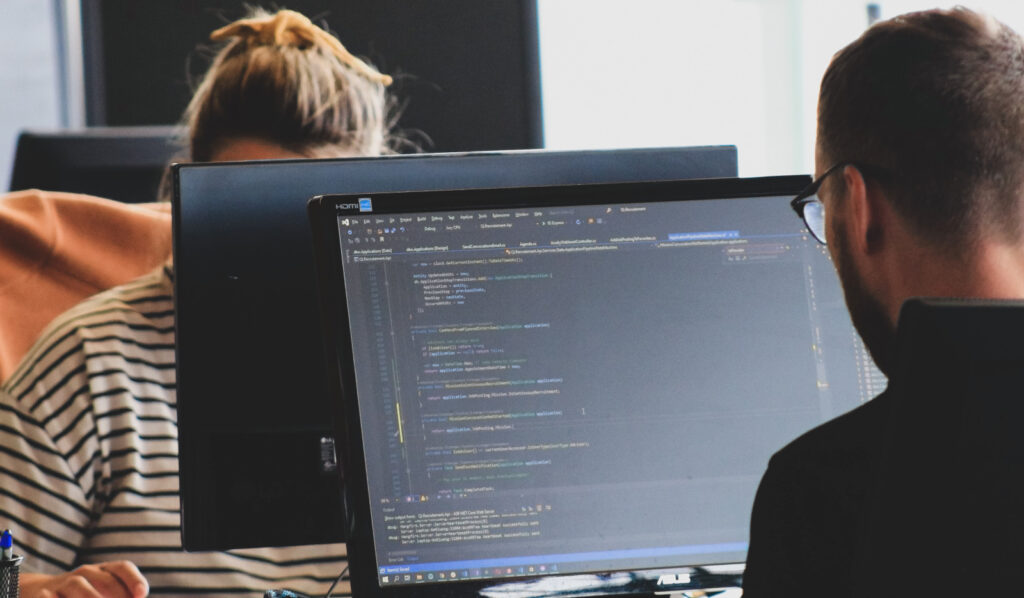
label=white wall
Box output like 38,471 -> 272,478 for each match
539,1 -> 780,176
0,1 -> 64,189
539,1 -> 1024,177
882,1 -> 1024,30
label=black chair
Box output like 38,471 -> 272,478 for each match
855,297 -> 1024,594
9,126 -> 182,203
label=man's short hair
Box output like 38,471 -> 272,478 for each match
818,7 -> 1024,248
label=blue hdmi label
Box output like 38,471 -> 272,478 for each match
359,198 -> 373,212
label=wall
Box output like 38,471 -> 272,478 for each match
83,0 -> 542,153
540,1 -> 1024,177
0,1 -> 64,189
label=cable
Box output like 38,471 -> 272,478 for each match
325,564 -> 350,598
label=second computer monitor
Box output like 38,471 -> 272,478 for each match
172,147 -> 738,551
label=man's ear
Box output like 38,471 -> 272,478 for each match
842,165 -> 884,254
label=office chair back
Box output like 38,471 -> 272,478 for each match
855,298 -> 1024,594
9,126 -> 182,203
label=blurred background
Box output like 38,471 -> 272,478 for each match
5,0 -> 1024,190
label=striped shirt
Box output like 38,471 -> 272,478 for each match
0,267 -> 349,597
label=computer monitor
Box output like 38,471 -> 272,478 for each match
9,126 -> 181,203
307,176 -> 886,596
172,147 -> 739,551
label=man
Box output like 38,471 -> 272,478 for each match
743,7 -> 1024,596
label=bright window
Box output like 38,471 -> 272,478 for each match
539,1 -> 1024,176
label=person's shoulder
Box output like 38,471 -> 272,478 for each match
770,389 -> 894,475
0,189 -> 171,293
743,392 -> 897,595
0,190 -> 170,249
31,264 -> 172,342
0,189 -> 170,217
2,266 -> 173,397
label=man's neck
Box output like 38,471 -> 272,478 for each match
887,240 -> 1024,324
960,241 -> 1024,297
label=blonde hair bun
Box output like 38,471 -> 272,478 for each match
210,9 -> 393,86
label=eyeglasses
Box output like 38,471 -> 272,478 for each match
790,161 -> 853,245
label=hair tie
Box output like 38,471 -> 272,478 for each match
210,9 -> 393,86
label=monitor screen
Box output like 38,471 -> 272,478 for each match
172,147 -> 739,551
309,176 -> 886,596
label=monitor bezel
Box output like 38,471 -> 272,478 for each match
309,175 -> 811,597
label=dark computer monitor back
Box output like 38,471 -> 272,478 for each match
857,298 -> 1024,594
172,147 -> 738,551
9,127 -> 181,203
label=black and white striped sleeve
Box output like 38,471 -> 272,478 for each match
0,385 -> 92,573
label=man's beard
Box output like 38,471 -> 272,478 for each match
832,224 -> 898,378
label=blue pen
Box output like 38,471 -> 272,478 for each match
1,530 -> 12,561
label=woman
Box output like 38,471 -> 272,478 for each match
2,9 -> 397,598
